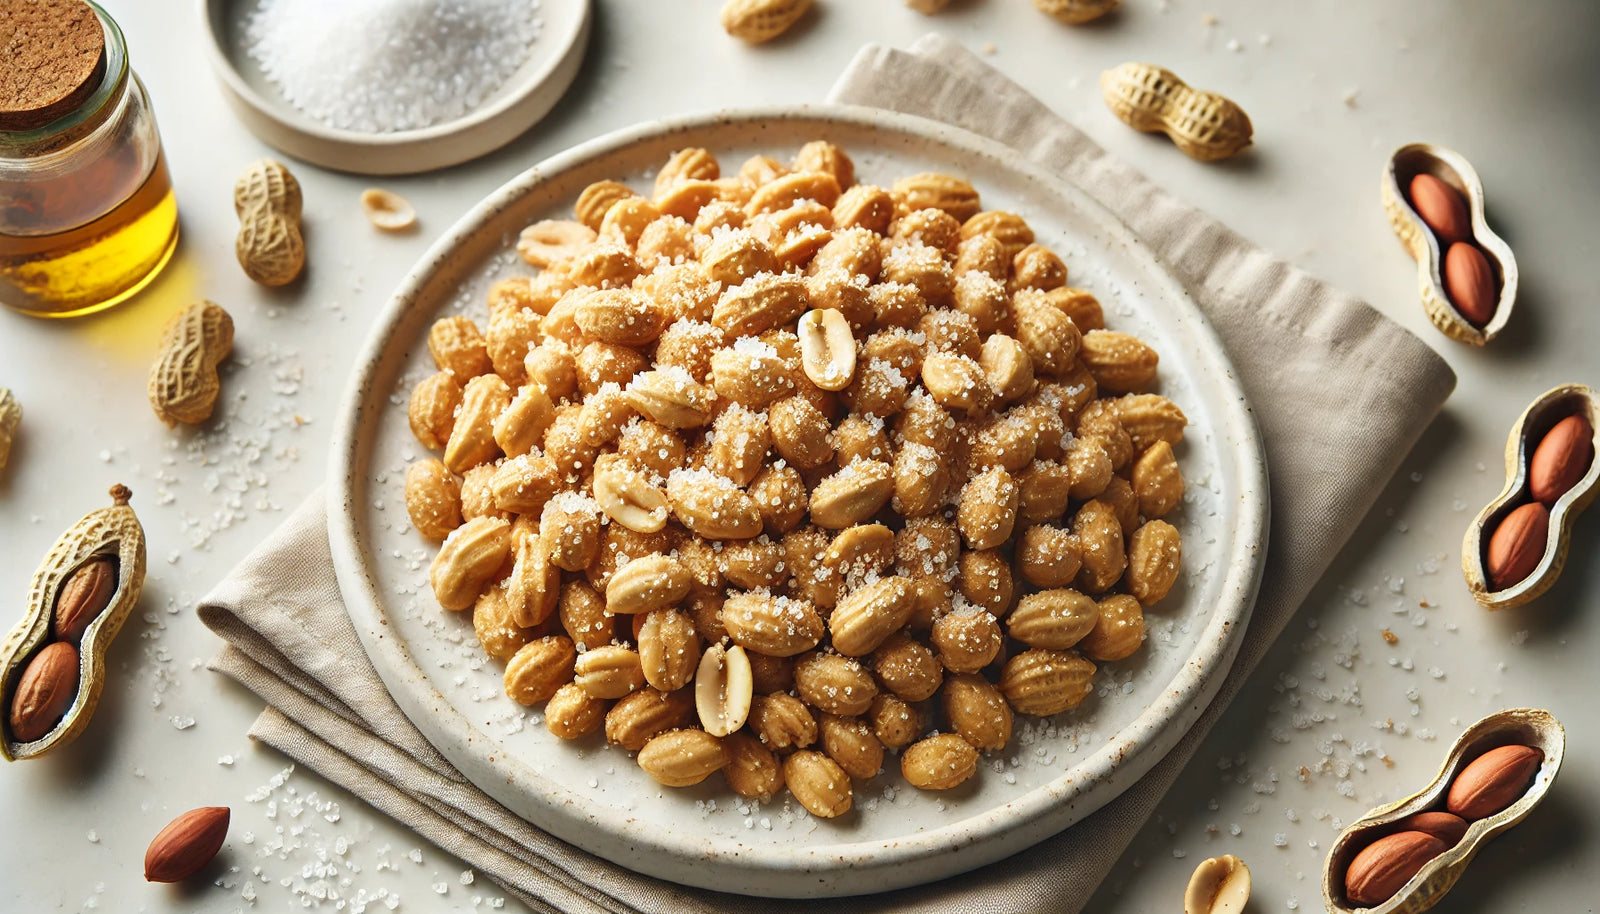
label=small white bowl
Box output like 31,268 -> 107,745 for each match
200,0 -> 590,175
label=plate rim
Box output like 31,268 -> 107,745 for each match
328,103 -> 1270,896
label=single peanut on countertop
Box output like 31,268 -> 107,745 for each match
1100,62 -> 1253,162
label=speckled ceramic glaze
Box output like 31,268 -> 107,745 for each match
328,107 -> 1269,897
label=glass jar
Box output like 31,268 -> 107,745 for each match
0,1 -> 178,318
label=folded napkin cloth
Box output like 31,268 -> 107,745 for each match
199,34 -> 1456,914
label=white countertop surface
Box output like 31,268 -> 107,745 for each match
2,1 -> 1597,911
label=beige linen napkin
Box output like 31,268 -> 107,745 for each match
199,35 -> 1456,914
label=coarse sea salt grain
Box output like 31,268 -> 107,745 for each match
244,0 -> 543,133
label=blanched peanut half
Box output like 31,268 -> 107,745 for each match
360,188 -> 417,232
695,643 -> 754,736
797,308 -> 858,391
517,219 -> 597,267
592,455 -> 669,533
1184,854 -> 1251,914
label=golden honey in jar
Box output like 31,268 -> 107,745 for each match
0,0 -> 178,318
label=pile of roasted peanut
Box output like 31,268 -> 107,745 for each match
404,141 -> 1187,818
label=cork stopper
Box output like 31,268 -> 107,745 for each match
0,0 -> 107,132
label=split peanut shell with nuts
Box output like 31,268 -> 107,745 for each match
1,485 -> 146,760
1463,385 -> 1600,608
1382,143 -> 1517,345
1322,708 -> 1563,914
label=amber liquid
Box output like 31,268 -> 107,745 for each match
0,152 -> 178,318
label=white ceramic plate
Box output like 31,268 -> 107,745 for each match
200,0 -> 590,174
329,107 -> 1269,898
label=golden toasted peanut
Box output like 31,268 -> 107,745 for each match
749,691 -> 818,750
953,260 -> 1011,331
960,210 -> 1034,255
605,687 -> 697,751
1015,524 -> 1083,588
1001,648 -> 1095,716
1133,440 -> 1184,519
553,580 -> 606,650
942,673 -> 1013,752
443,374 -> 511,474
767,394 -> 835,470
616,419 -> 687,479
920,352 -> 992,415
719,539 -> 787,589
957,466 -> 1019,550
596,197 -> 660,249
1126,519 -> 1182,605
635,214 -> 700,263
1073,499 -> 1128,594
1010,243 -> 1068,293
721,593 -> 824,657
405,459 -> 462,542
606,554 -> 693,616
750,463 -> 808,535
654,148 -> 720,197
524,341 -> 578,402
805,268 -> 875,332
957,549 -> 1014,616
1083,594 -> 1145,661
638,609 -> 701,693
891,208 -> 962,257
890,442 -> 947,517
535,492 -> 599,571
782,525 -> 844,611
978,333 -> 1035,403
493,384 -> 557,459
830,575 -> 917,657
868,280 -> 930,331
665,469 -> 763,539
1063,437 -> 1113,502
458,464 -> 503,522
931,606 -> 1003,674
694,197 -> 749,235
892,172 -> 981,223
741,652 -> 792,697
791,140 -> 854,189
809,459 -> 895,529
1119,392 -> 1188,451
1076,400 -> 1133,473
504,636 -> 576,705
882,242 -> 955,307
824,523 -> 896,578
918,311 -> 980,362
429,516 -> 511,611
473,583 -> 532,661
623,367 -> 716,430
638,729 -> 728,788
713,272 -> 810,339
539,291 -> 587,346
574,340 -> 649,396
871,631 -> 944,702
867,694 -> 922,750
505,532 -> 560,628
832,184 -> 894,234
1041,287 -> 1104,331
586,523 -> 680,594
831,414 -> 891,465
1008,588 -> 1099,650
895,391 -> 958,452
574,645 -> 647,700
1104,478 -> 1141,541
902,733 -> 978,790
1013,291 -> 1083,376
711,338 -> 797,409
700,230 -> 779,288
1016,460 -> 1073,526
747,170 -> 842,216
428,315 -> 492,379
591,455 -> 669,533
969,413 -> 1038,474
542,682 -> 606,740
574,288 -> 668,347
819,714 -> 884,779
409,371 -> 463,451
895,515 -> 961,575
576,385 -> 637,449
707,404 -> 772,486
784,750 -> 853,818
695,643 -> 753,737
1080,330 -> 1159,393
722,731 -> 783,799
485,305 -> 540,386
485,454 -> 558,518
574,180 -> 638,232
751,200 -> 834,268
793,652 -> 878,717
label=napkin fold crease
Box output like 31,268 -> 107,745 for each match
199,35 -> 1455,914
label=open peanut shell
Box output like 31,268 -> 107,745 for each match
1462,384 -> 1600,609
1381,143 -> 1517,346
1321,708 -> 1564,914
0,486 -> 146,761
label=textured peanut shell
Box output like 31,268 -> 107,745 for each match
1462,385 -> 1599,609
1,486 -> 146,760
1321,708 -> 1564,914
234,159 -> 305,286
0,387 -> 18,474
1381,143 -> 1517,346
148,301 -> 235,427
1100,62 -> 1252,162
